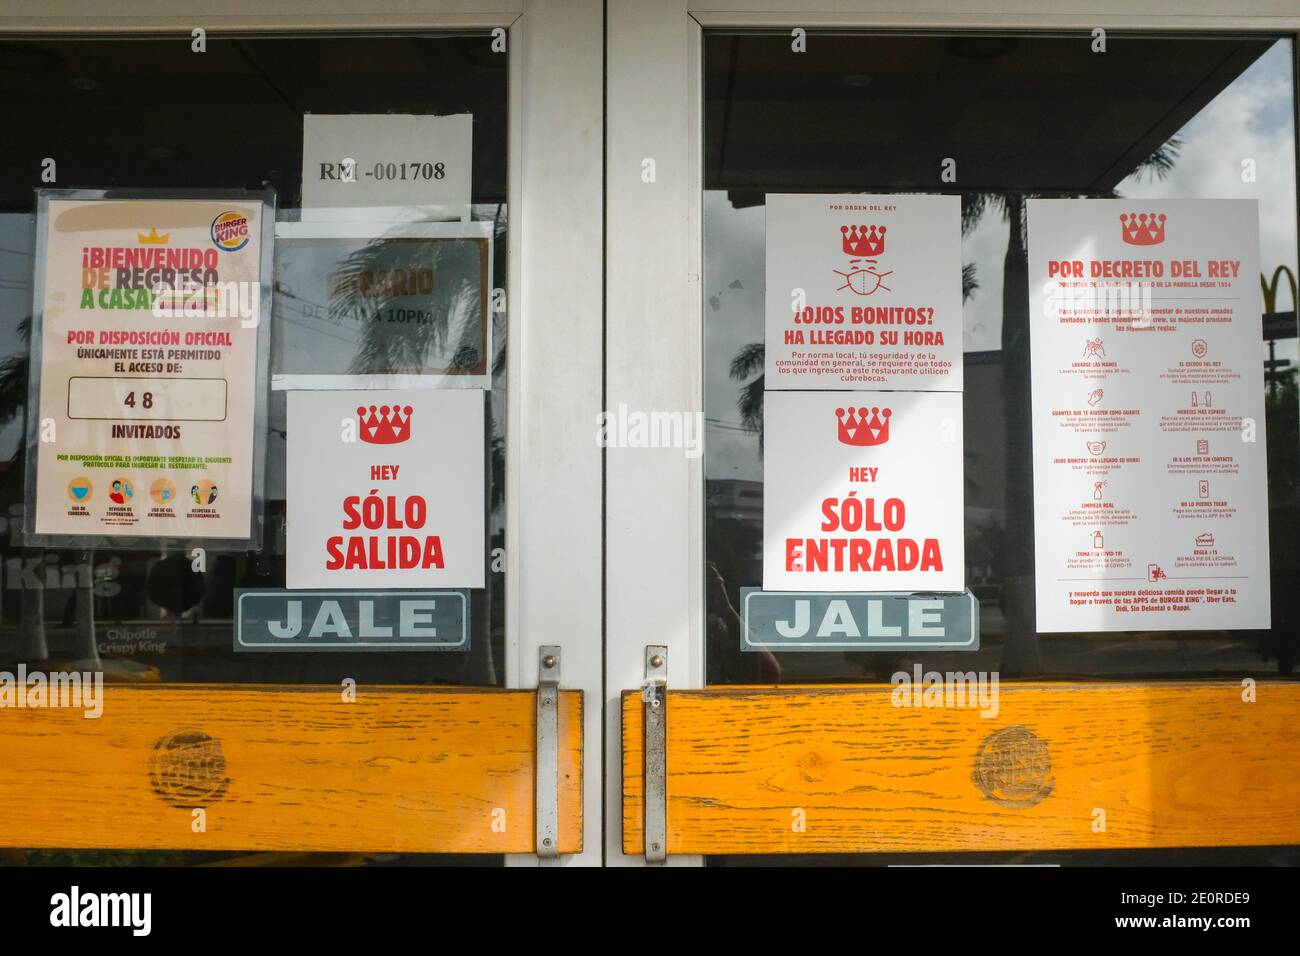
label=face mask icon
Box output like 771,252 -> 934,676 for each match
834,264 -> 893,296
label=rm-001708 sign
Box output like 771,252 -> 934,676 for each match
301,113 -> 472,221
25,190 -> 272,548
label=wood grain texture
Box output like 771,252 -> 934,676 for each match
0,684 -> 581,854
622,682 -> 1300,855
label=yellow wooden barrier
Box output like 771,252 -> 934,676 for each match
623,682 -> 1300,855
0,684 -> 582,854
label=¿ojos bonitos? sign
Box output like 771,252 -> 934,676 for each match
764,193 -> 963,392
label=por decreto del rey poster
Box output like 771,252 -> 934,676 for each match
764,193 -> 963,392
1028,198 -> 1271,632
28,193 -> 268,544
286,390 -> 485,590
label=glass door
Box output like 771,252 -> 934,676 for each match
608,0 -> 1300,864
0,1 -> 604,867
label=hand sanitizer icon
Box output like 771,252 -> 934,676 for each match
1092,530 -> 1105,549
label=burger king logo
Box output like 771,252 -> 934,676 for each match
210,210 -> 250,252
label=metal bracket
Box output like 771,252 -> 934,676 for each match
535,645 -> 561,859
642,645 -> 668,863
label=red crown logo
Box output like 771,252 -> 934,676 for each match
836,405 -> 891,447
357,404 -> 413,444
1120,212 -> 1166,246
841,224 -> 886,258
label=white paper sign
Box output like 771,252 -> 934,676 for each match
763,390 -> 965,592
301,113 -> 472,220
765,194 -> 963,391
1028,198 -> 1270,632
287,389 -> 485,589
